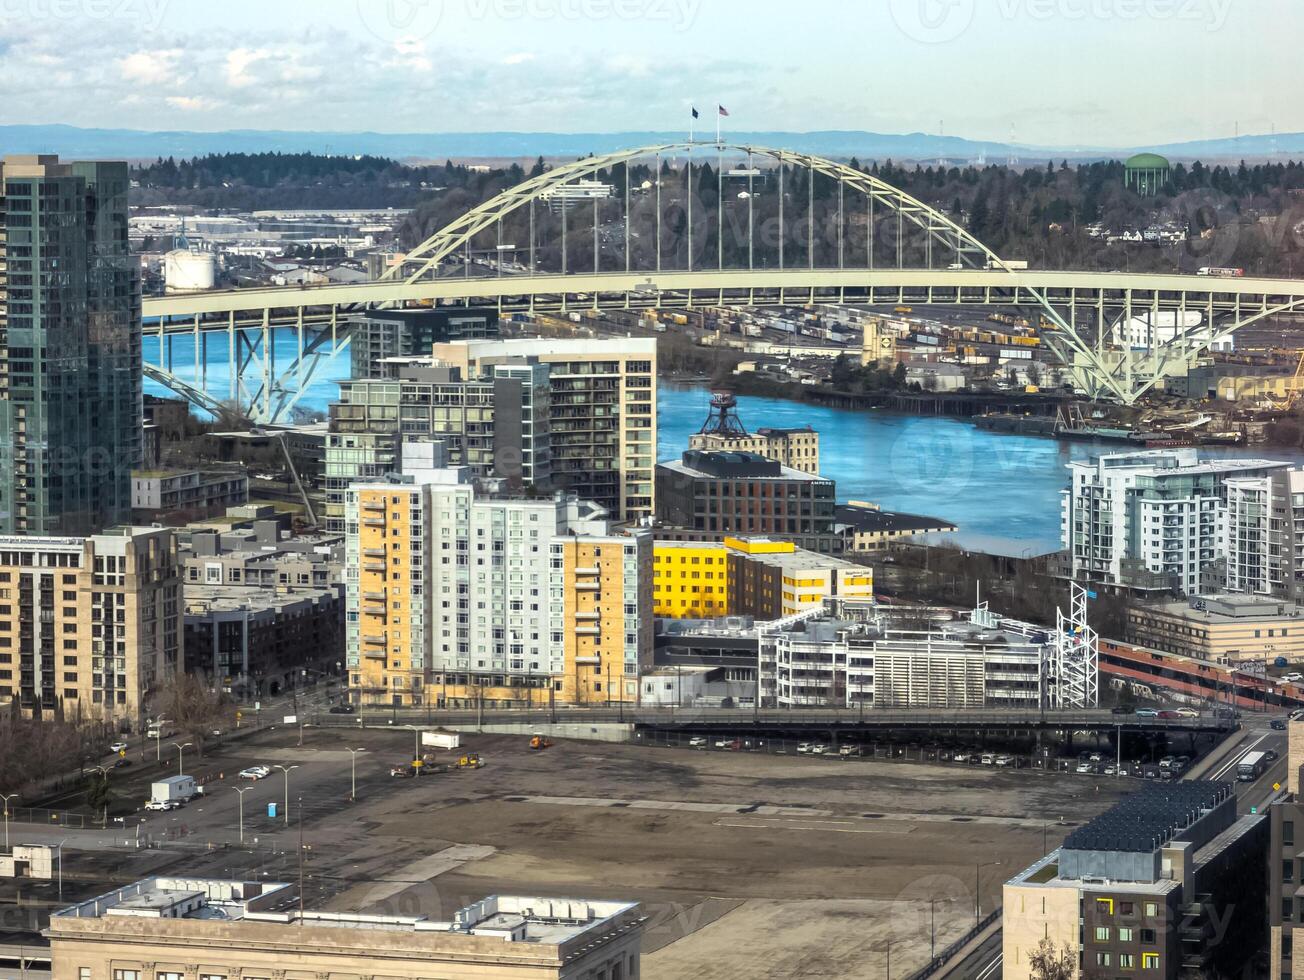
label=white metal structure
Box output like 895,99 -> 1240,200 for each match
1052,583 -> 1099,710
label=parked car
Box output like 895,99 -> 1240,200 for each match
714,738 -> 734,749
980,753 -> 997,766
1075,760 -> 1094,773
797,742 -> 815,754
994,754 -> 1014,767
109,741 -> 128,754
329,704 -> 356,714
839,744 -> 863,757
688,736 -> 707,748
144,799 -> 180,812
389,765 -> 415,778
238,766 -> 270,780
810,744 -> 832,755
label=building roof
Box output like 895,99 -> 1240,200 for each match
1061,781 -> 1232,855
1125,152 -> 1170,170
660,451 -> 829,483
834,503 -> 957,534
53,878 -> 640,949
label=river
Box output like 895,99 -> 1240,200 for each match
658,384 -> 1304,557
141,334 -> 1304,557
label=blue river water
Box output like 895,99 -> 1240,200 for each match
142,333 -> 1304,556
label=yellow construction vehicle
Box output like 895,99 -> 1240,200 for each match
454,752 -> 484,770
529,734 -> 553,751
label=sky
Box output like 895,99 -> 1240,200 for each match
0,0 -> 1295,147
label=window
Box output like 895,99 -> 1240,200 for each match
80,970 -> 91,980
1095,952 -> 1111,967
1119,901 -> 1134,915
1119,953 -> 1135,969
1141,953 -> 1159,970
1095,898 -> 1114,915
1143,902 -> 1157,918
1119,927 -> 1133,942
1285,898 -> 1295,920
113,972 -> 138,980
1286,859 -> 1295,883
1287,820 -> 1296,847
1140,928 -> 1156,943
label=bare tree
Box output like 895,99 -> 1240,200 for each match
151,673 -> 233,752
1028,939 -> 1077,980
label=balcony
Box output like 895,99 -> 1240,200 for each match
362,500 -> 385,513
575,626 -> 601,636
574,566 -> 600,576
363,563 -> 386,574
575,611 -> 600,621
575,655 -> 601,665
361,648 -> 387,660
363,634 -> 387,646
363,548 -> 386,558
575,582 -> 601,591
364,591 -> 387,602
363,605 -> 387,617
363,518 -> 386,528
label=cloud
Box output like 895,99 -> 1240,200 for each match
502,52 -> 535,65
224,47 -> 270,88
165,95 -> 215,112
117,49 -> 182,85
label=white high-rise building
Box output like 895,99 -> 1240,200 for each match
1062,449 -> 1291,594
1223,468 -> 1304,599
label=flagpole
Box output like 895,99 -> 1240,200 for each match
716,109 -> 721,146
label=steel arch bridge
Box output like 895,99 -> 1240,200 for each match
143,141 -> 1304,422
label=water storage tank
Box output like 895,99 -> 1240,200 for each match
163,249 -> 216,292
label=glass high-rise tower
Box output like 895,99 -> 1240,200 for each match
0,155 -> 141,534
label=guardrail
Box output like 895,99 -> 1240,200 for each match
305,705 -> 1233,732
907,909 -> 1000,980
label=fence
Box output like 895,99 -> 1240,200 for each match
906,909 -> 1000,980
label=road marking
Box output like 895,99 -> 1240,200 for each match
975,952 -> 1003,980
1211,733 -> 1269,781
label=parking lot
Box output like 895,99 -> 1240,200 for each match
3,723 -> 1136,980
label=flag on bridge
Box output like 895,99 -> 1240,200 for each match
691,107 -> 700,119
718,105 -> 730,117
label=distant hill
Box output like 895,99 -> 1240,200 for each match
1,123 -> 1301,164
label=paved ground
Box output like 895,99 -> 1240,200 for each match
4,725 -> 1134,980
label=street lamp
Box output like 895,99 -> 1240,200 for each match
346,748 -> 366,802
273,764 -> 299,827
54,838 -> 66,901
0,793 -> 18,849
975,861 -> 1002,926
171,741 -> 193,776
231,786 -> 251,843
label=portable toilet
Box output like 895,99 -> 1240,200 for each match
267,802 -> 278,819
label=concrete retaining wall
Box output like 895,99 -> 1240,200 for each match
445,721 -> 634,744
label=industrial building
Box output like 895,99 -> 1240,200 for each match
1004,782 -> 1267,980
655,450 -> 839,554
0,155 -> 141,535
1062,449 -> 1291,595
834,501 -> 958,552
0,528 -> 182,726
45,877 -> 644,980
652,536 -> 871,620
687,390 -> 820,473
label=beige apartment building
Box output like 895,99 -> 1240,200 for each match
46,877 -> 644,980
432,338 -> 656,524
0,527 -> 182,727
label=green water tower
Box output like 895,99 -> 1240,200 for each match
1124,152 -> 1170,196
